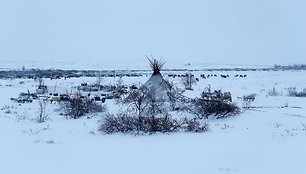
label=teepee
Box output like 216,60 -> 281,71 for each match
144,57 -> 169,101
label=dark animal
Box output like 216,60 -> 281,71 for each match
221,74 -> 229,78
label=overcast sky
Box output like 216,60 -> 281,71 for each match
0,0 -> 305,68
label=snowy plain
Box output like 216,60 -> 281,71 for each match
1,68 -> 306,174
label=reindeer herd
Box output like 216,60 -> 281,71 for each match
167,73 -> 248,80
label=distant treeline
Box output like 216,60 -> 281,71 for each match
0,64 -> 305,79
273,64 -> 306,71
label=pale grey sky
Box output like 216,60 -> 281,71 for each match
0,0 -> 305,67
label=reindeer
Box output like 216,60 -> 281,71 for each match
200,74 -> 206,79
221,74 -> 229,78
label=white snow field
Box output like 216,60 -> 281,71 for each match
1,69 -> 306,174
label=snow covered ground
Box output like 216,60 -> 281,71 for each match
1,69 -> 306,174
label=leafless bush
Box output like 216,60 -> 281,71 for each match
99,113 -> 180,134
268,87 -> 281,96
165,79 -> 183,111
1,105 -> 11,114
124,85 -> 167,117
146,87 -> 166,116
288,87 -> 297,97
1,105 -> 17,114
100,113 -> 136,134
124,85 -> 149,117
191,100 -> 240,119
114,77 -> 127,103
181,118 -> 209,133
288,87 -> 306,97
62,92 -> 106,119
1,105 -> 11,110
99,113 -> 208,135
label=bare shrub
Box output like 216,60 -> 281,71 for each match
191,99 -> 240,119
62,92 -> 106,119
288,87 -> 306,97
99,113 -> 208,135
99,113 -> 180,134
182,118 -> 209,133
165,79 -> 183,111
146,87 -> 166,116
123,84 -> 167,117
268,87 -> 281,96
288,87 -> 297,97
114,77 -> 127,103
124,85 -> 149,117
145,114 -> 181,133
99,113 -> 136,134
1,105 -> 16,114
